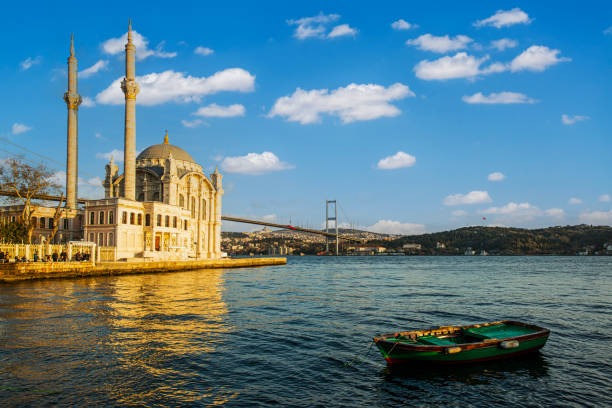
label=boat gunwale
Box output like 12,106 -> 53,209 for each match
373,320 -> 550,353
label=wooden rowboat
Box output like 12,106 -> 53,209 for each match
373,320 -> 549,365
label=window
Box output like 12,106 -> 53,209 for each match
32,217 -> 38,228
138,193 -> 144,201
130,213 -> 135,225
165,215 -> 169,227
157,214 -> 162,226
98,233 -> 104,246
191,197 -> 196,218
63,219 -> 69,230
202,200 -> 207,220
109,211 -> 114,224
122,212 -> 127,224
179,194 -> 185,208
90,212 -> 95,225
99,211 -> 105,224
173,216 -> 177,228
184,220 -> 188,230
48,218 -> 54,229
137,214 -> 142,225
153,192 -> 160,201
89,233 -> 94,242
145,214 -> 151,226
108,232 -> 114,246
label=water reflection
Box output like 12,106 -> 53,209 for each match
0,269 -> 233,406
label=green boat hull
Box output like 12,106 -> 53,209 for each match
374,321 -> 550,365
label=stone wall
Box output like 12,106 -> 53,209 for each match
0,257 -> 286,283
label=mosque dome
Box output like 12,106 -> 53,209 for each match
136,132 -> 196,163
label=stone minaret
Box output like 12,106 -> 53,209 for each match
121,19 -> 139,200
63,34 -> 82,209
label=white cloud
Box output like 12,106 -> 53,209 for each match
81,97 -> 95,107
20,56 -> 42,70
599,194 -> 611,202
51,171 -> 104,199
95,132 -> 104,139
391,19 -> 417,30
366,219 -> 425,235
181,119 -> 206,128
463,91 -> 536,104
193,103 -> 245,118
510,45 -> 570,72
444,190 -> 492,206
488,172 -> 506,181
194,46 -> 214,56
376,151 -> 416,170
568,197 -> 582,205
80,60 -> 109,78
328,24 -> 358,38
491,38 -> 518,50
96,68 -> 255,106
96,149 -> 123,162
474,8 -> 532,28
579,209 -> 612,225
220,152 -> 294,175
287,13 -> 341,39
544,208 -> 565,218
452,210 -> 468,217
605,27 -> 612,35
102,30 -> 176,60
561,114 -> 590,125
414,52 -> 502,80
406,34 -> 472,53
480,202 -> 539,217
12,123 -> 31,134
268,82 -> 414,124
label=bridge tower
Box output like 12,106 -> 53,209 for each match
325,200 -> 339,255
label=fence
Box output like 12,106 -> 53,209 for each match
0,242 -> 97,264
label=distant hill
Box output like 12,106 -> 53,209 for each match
371,225 -> 612,255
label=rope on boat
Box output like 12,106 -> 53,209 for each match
344,341 -> 374,368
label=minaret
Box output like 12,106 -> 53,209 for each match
63,34 -> 82,209
121,19 -> 139,200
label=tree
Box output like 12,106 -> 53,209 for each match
0,157 -> 60,244
0,220 -> 27,243
50,192 -> 65,243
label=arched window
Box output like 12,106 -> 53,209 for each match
202,200 -> 207,220
98,233 -> 104,246
173,216 -> 177,228
137,214 -> 142,225
89,233 -> 94,242
90,212 -> 95,225
165,215 -> 170,227
99,211 -> 105,224
179,194 -> 185,208
130,213 -> 135,225
108,233 -> 114,246
145,214 -> 151,226
109,211 -> 114,224
191,197 -> 196,218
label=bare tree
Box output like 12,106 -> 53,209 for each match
0,157 -> 60,244
50,192 -> 65,243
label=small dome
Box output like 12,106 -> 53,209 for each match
136,133 -> 196,163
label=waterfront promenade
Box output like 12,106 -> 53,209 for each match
0,257 -> 286,283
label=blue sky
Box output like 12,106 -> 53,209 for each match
1,1 -> 611,234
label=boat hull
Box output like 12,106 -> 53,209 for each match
374,320 -> 550,365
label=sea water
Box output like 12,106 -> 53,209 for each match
0,256 -> 610,407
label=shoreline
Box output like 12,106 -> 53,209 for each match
0,257 -> 287,283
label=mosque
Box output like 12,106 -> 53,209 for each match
1,22 -> 224,261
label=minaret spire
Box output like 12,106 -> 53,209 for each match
121,19 -> 139,200
64,33 -> 82,210
163,130 -> 169,144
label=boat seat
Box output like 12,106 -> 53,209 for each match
416,335 -> 457,346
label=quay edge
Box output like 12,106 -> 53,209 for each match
0,257 -> 287,283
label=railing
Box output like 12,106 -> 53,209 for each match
0,242 -> 96,263
99,247 -> 117,262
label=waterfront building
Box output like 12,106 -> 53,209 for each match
0,21 -> 223,261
